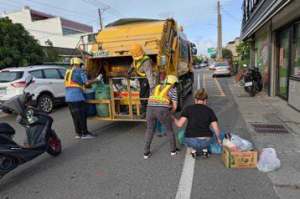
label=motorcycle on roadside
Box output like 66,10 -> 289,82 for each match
0,76 -> 62,179
243,65 -> 263,97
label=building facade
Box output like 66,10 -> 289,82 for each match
225,37 -> 241,58
2,7 -> 93,49
241,0 -> 300,111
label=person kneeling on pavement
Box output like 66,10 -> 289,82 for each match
65,57 -> 99,139
172,88 -> 222,158
144,75 -> 179,159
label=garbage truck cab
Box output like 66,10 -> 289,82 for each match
79,18 -> 197,122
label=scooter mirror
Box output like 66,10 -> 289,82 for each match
25,76 -> 33,88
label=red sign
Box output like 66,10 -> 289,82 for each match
279,48 -> 284,67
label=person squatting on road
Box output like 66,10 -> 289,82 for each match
126,44 -> 155,119
172,88 -> 222,158
64,57 -> 99,139
144,75 -> 179,159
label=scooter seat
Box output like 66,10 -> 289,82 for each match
0,123 -> 15,136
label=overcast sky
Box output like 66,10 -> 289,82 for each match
1,0 -> 243,55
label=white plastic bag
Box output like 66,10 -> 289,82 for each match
257,148 -> 281,172
231,135 -> 252,151
223,134 -> 253,151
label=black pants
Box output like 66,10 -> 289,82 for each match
139,78 -> 150,114
67,101 -> 88,135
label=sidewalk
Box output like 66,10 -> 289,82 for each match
229,80 -> 300,199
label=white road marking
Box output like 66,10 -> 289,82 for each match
197,72 -> 201,90
175,148 -> 195,199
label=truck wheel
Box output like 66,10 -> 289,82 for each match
38,94 -> 54,113
176,86 -> 183,112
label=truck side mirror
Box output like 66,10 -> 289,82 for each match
192,48 -> 197,56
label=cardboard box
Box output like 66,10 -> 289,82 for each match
221,147 -> 258,168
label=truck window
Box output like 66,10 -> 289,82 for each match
179,37 -> 189,59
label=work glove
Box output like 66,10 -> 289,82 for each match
96,74 -> 103,81
126,67 -> 134,79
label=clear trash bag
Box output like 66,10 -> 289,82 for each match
257,148 -> 281,172
223,134 -> 252,151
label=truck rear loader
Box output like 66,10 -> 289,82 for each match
79,18 -> 197,122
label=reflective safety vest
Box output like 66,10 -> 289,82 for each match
134,55 -> 150,77
148,84 -> 172,105
64,68 -> 85,90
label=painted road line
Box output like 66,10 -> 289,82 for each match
203,73 -> 206,90
197,72 -> 201,90
214,78 -> 226,97
175,148 -> 195,199
203,74 -> 226,97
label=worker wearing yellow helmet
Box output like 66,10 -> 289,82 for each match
127,44 -> 155,119
65,57 -> 99,139
143,75 -> 179,159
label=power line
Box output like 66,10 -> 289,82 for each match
27,0 -> 97,19
1,2 -> 21,9
5,0 -> 97,21
147,4 -> 214,18
2,10 -> 97,28
82,0 -> 126,19
93,0 -> 126,18
221,8 -> 242,24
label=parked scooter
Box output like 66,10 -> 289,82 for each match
243,65 -> 263,97
0,76 -> 62,179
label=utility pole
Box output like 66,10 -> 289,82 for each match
217,1 -> 223,62
98,7 -> 107,30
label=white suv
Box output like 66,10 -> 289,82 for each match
0,65 -> 67,113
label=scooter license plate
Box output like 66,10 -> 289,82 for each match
245,82 -> 253,87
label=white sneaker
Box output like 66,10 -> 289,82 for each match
171,148 -> 180,156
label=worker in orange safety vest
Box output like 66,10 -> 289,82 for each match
65,57 -> 99,139
143,75 -> 179,159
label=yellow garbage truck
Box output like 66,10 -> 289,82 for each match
79,18 -> 197,122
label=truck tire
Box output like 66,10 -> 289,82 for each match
176,86 -> 183,112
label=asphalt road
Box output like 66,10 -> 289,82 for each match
0,68 -> 277,199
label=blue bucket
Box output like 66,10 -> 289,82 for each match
83,89 -> 97,117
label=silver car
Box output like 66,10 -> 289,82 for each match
212,62 -> 231,77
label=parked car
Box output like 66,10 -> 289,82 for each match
0,65 -> 67,113
194,64 -> 200,69
209,63 -> 215,70
212,62 -> 231,77
200,63 -> 206,68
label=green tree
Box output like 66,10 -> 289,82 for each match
222,48 -> 233,60
44,39 -> 60,62
236,40 -> 250,60
193,57 -> 201,65
236,39 -> 251,67
211,54 -> 216,60
0,17 -> 44,69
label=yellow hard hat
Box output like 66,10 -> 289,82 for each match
165,75 -> 179,85
70,57 -> 84,66
131,44 -> 144,60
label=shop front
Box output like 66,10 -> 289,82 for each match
241,0 -> 300,111
276,21 -> 300,100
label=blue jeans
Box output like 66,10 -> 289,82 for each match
184,137 -> 214,154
